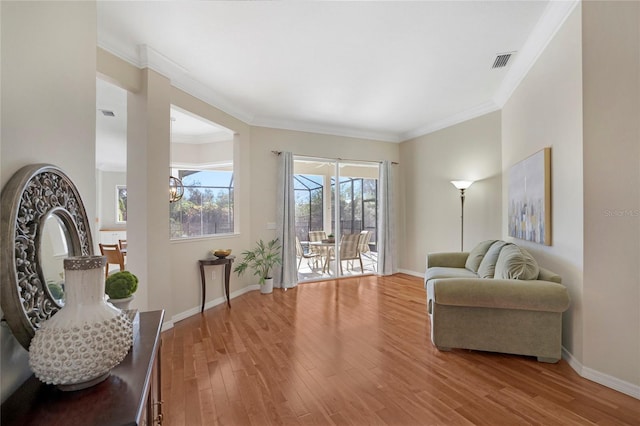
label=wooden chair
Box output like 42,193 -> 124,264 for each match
99,243 -> 125,279
296,237 -> 318,271
118,239 -> 127,258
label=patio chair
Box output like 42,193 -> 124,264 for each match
308,230 -> 329,259
358,230 -> 376,271
326,233 -> 363,274
296,237 -> 319,270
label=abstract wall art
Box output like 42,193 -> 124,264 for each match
508,147 -> 551,245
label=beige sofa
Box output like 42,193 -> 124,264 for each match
425,240 -> 570,363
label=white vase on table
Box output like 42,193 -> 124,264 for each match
28,255 -> 133,391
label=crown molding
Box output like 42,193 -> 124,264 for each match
97,37 -> 140,68
141,44 -> 256,124
493,0 -> 579,107
400,101 -> 501,142
172,133 -> 233,144
250,116 -> 402,143
97,40 -> 255,124
138,44 -> 190,76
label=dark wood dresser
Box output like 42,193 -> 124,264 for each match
1,310 -> 165,426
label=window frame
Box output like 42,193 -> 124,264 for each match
169,167 -> 235,240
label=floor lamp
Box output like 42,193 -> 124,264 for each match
451,180 -> 474,252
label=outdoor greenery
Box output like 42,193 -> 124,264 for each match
294,174 -> 377,244
117,186 -> 127,222
170,179 -> 234,238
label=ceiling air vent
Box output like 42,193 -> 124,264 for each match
492,52 -> 515,69
99,109 -> 115,117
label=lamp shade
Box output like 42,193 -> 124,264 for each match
451,180 -> 474,190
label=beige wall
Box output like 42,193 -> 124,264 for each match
399,111 -> 502,274
502,5 -> 584,361
171,140 -> 234,168
168,88 -> 252,318
248,126 -> 400,250
502,2 -> 640,393
0,1 -> 97,402
582,1 -> 640,389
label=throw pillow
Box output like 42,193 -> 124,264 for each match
465,239 -> 497,273
494,244 -> 540,280
477,240 -> 508,278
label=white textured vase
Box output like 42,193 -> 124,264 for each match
28,255 -> 133,391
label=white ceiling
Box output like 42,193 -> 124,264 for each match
96,1 -> 577,147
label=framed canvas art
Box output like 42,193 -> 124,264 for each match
508,147 -> 551,245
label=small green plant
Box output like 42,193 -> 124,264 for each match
105,271 -> 139,299
47,282 -> 64,300
234,238 -> 282,285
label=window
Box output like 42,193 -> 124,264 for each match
169,105 -> 236,240
116,185 -> 127,223
169,169 -> 234,238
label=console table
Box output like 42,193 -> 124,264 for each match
199,256 -> 235,312
1,310 -> 165,426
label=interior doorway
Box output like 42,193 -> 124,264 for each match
95,78 -> 128,252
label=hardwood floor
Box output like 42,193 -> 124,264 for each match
161,274 -> 640,425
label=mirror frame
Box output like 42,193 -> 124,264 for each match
1,164 -> 93,349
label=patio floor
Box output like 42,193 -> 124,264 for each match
296,251 -> 378,281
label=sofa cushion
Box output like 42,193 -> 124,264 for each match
477,241 -> 508,278
495,244 -> 540,280
425,267 -> 478,282
428,278 -> 570,312
465,240 -> 497,273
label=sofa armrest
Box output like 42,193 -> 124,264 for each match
538,267 -> 562,284
428,278 -> 570,313
426,252 -> 469,269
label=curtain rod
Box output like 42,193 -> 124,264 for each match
271,151 -> 399,165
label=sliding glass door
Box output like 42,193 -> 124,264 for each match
294,157 -> 379,282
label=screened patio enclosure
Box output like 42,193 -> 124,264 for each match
294,158 -> 379,281
294,174 -> 324,244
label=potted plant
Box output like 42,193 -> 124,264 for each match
105,270 -> 138,310
234,238 -> 282,294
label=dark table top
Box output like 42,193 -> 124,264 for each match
1,310 -> 165,426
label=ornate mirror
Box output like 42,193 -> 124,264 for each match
1,164 -> 93,349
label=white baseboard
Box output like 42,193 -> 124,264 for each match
398,268 -> 425,278
162,284 -> 261,331
562,346 -> 640,399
